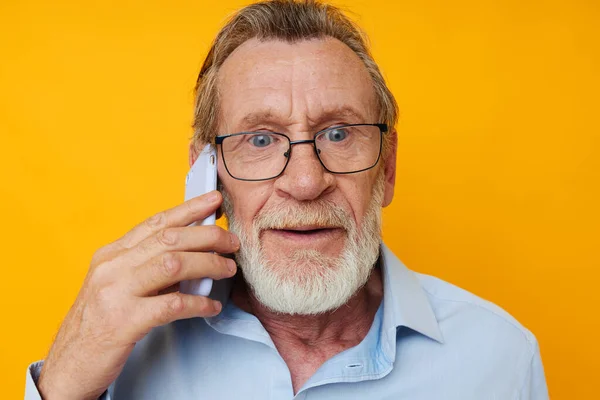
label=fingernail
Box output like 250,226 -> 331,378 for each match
230,234 -> 239,248
227,259 -> 237,273
213,301 -> 222,313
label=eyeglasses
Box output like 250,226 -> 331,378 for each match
215,123 -> 387,181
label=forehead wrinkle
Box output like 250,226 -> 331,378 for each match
219,53 -> 296,132
296,52 -> 377,125
217,37 -> 378,133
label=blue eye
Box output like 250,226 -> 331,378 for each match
250,134 -> 273,147
324,128 -> 348,142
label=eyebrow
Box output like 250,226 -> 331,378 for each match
239,111 -> 276,129
236,105 -> 369,132
311,106 -> 367,125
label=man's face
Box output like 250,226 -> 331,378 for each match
193,37 -> 396,314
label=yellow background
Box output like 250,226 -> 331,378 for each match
1,0 -> 598,398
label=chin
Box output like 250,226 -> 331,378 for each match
261,248 -> 340,279
239,243 -> 376,315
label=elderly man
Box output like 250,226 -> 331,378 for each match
25,0 -> 548,399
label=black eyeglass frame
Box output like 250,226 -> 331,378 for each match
214,123 -> 388,182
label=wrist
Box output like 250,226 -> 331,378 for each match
37,367 -> 92,400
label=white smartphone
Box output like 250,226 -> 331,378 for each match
179,144 -> 218,297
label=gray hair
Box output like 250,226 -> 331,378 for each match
191,0 -> 398,158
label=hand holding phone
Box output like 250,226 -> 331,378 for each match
36,166 -> 238,400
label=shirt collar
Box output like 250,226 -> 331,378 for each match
207,242 -> 444,354
379,242 -> 444,355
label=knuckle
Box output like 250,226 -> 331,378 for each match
161,252 -> 181,278
90,248 -> 108,266
185,199 -> 198,215
146,211 -> 167,230
166,293 -> 184,314
157,228 -> 178,246
91,242 -> 122,266
95,285 -> 115,305
155,293 -> 183,322
88,260 -> 115,287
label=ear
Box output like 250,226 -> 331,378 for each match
189,141 -> 200,168
382,129 -> 397,207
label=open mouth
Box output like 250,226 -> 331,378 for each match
278,228 -> 333,234
266,226 -> 344,241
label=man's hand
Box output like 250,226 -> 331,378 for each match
37,191 -> 239,400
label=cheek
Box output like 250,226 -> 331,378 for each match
218,166 -> 272,229
234,191 -> 264,226
217,151 -> 230,186
337,177 -> 375,227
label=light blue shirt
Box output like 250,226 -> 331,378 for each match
25,243 -> 548,399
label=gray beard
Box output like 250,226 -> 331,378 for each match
220,173 -> 384,315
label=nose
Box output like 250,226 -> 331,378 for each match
273,141 -> 335,201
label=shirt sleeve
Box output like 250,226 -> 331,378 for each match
518,339 -> 550,400
24,360 -> 111,400
24,360 -> 44,400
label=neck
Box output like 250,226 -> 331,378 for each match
230,263 -> 383,394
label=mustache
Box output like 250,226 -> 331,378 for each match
253,200 -> 353,232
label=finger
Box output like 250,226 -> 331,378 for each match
135,292 -> 222,333
131,252 -> 237,296
121,224 -> 240,268
117,190 -> 223,250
